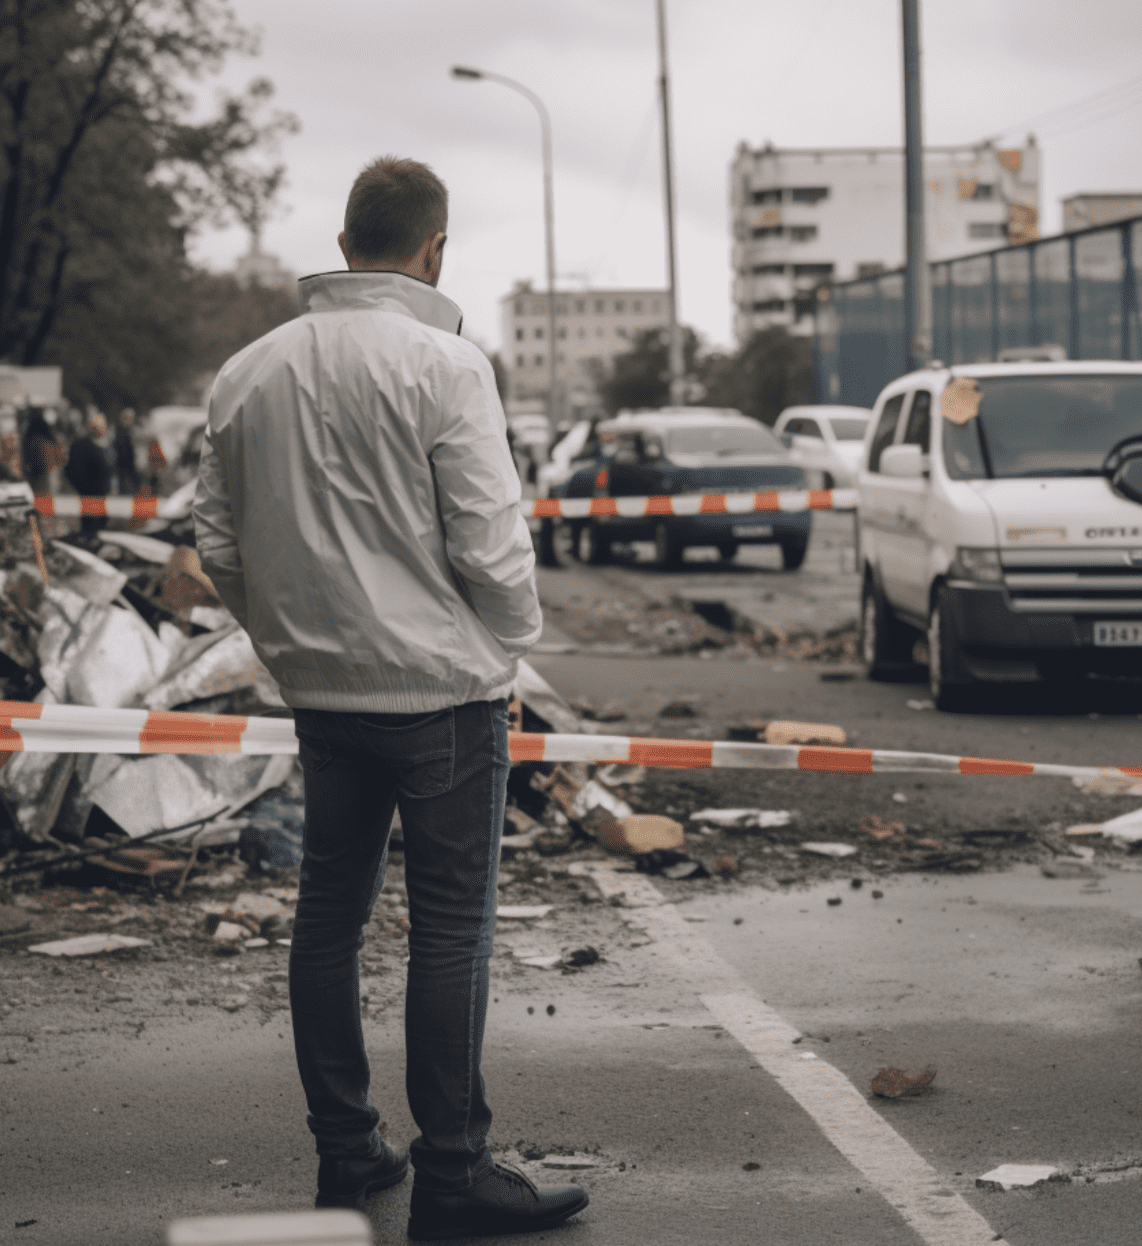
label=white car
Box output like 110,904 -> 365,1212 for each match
774,405 -> 872,488
856,361 -> 1142,709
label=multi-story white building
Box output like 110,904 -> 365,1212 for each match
501,280 -> 669,413
729,139 -> 1040,342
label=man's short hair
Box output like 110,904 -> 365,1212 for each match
343,157 -> 448,262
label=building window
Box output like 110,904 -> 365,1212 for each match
752,225 -> 784,238
578,327 -> 586,338
751,263 -> 786,275
556,301 -> 568,314
789,225 -> 818,242
534,327 -> 544,339
532,301 -> 546,316
514,299 -> 524,315
614,299 -> 625,312
752,299 -> 786,312
793,263 -> 834,278
557,327 -> 567,339
616,327 -> 627,338
793,298 -> 817,318
632,299 -> 642,312
790,187 -> 829,204
969,221 -> 1007,240
557,352 -> 565,363
575,299 -> 585,313
857,262 -> 886,278
595,299 -> 604,313
535,354 -> 545,366
972,183 -> 995,201
516,354 -> 525,367
515,328 -> 524,341
752,189 -> 782,204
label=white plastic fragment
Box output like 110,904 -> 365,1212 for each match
28,933 -> 151,957
689,808 -> 793,829
517,955 -> 562,969
166,1208 -> 373,1246
1100,806 -> 1142,844
569,779 -> 632,821
799,842 -> 858,858
496,905 -> 553,920
977,1164 -> 1058,1190
243,938 -> 269,950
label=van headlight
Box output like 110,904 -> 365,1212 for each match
951,547 -> 1002,582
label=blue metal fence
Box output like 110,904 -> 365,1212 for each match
814,216 -> 1142,407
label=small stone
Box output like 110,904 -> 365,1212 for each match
742,1161 -> 761,1171
546,1004 -> 556,1016
871,890 -> 884,899
826,896 -> 842,906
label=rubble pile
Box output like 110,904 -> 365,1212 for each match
0,509 -> 297,890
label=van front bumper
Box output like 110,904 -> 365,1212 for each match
944,582 -> 1142,677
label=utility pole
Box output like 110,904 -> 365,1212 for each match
451,66 -> 559,427
655,0 -> 685,405
901,0 -> 931,371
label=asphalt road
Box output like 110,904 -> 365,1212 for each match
4,516 -> 1142,1245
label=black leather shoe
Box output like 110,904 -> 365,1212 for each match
407,1163 -> 589,1240
315,1140 -> 410,1209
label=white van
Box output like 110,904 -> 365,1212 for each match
857,361 -> 1142,708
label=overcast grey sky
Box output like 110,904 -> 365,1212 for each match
192,0 -> 1142,352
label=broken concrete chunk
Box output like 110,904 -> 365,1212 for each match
689,808 -> 792,830
976,1164 -> 1061,1191
870,1067 -> 936,1098
29,933 -> 151,957
764,721 -> 847,746
211,921 -> 246,943
597,814 -> 683,855
800,842 -> 858,858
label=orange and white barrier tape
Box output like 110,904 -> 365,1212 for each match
527,487 -> 856,520
33,494 -> 191,520
0,703 -> 1136,785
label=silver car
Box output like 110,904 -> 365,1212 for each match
774,405 -> 872,489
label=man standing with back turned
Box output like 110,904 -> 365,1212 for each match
194,157 -> 588,1240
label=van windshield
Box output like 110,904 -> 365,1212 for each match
943,375 -> 1142,479
667,424 -> 783,456
828,418 -> 869,441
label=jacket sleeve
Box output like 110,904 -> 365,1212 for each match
192,423 -> 250,631
429,351 -> 543,659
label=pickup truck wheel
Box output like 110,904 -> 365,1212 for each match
928,587 -> 976,711
654,522 -> 684,569
578,522 -> 611,565
780,537 -> 808,571
860,575 -> 916,679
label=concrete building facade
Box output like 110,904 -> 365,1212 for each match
1062,192 -> 1142,234
730,139 -> 1040,342
501,280 -> 669,413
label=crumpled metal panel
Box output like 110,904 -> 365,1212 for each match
142,621 -> 283,711
49,541 -> 127,607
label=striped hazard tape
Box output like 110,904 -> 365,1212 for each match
33,494 -> 191,520
28,486 -> 858,525
0,702 -> 1136,784
527,487 -> 857,520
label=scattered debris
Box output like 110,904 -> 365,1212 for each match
658,699 -> 700,718
497,905 -> 554,921
906,699 -> 935,711
516,954 -> 562,970
764,721 -> 847,746
596,814 -> 683,855
1070,807 -> 1142,845
28,933 -> 151,957
857,816 -> 907,842
801,842 -> 858,859
562,946 -> 601,969
1072,771 -> 1142,797
870,1067 -> 936,1098
689,808 -> 792,831
976,1164 -> 1062,1192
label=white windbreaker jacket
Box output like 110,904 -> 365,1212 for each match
193,271 -> 542,713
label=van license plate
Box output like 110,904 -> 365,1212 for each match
732,525 -> 773,538
1094,622 -> 1142,646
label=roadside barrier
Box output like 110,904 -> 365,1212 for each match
527,487 -> 857,519
31,486 -> 859,525
0,702 -> 1136,784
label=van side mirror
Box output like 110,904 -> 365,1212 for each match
778,432 -> 793,449
879,444 -> 926,478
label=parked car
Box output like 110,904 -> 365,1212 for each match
856,360 -> 1142,709
554,407 -> 811,569
774,404 -> 872,488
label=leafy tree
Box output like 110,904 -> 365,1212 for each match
0,0 -> 297,409
594,325 -> 702,415
700,328 -> 815,426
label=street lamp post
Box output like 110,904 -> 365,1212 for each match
655,0 -> 685,406
452,66 -> 559,429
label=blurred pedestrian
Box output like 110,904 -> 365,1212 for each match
195,156 -> 584,1240
23,408 -> 65,502
114,408 -> 140,495
64,411 -> 111,535
146,434 -> 167,495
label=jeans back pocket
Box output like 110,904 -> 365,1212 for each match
355,708 -> 455,799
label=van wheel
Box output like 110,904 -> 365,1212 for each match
780,537 -> 808,571
717,542 -> 738,562
928,586 -> 976,710
577,523 -> 611,565
654,522 -> 684,569
860,575 -> 916,679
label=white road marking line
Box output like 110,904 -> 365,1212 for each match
581,863 -> 1003,1246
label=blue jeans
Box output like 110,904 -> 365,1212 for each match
289,699 -> 509,1190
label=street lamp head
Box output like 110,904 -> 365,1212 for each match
451,66 -> 483,80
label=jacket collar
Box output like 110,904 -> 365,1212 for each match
297,270 -> 463,334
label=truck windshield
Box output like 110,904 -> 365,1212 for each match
667,424 -> 783,456
943,374 -> 1142,479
